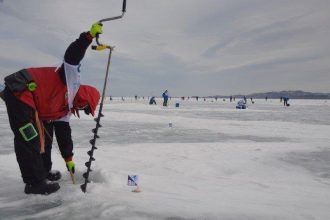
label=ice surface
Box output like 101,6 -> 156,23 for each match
0,98 -> 330,220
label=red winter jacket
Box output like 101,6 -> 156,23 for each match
14,67 -> 100,120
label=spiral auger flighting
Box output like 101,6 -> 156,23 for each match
80,110 -> 103,192
80,47 -> 113,193
80,0 -> 127,193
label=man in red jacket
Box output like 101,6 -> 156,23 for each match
2,23 -> 102,195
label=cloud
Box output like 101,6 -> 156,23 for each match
1,0 -> 330,96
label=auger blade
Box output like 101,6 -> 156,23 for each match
85,161 -> 91,167
89,139 -> 95,145
80,184 -> 87,192
83,172 -> 90,179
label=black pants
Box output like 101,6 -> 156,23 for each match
42,122 -> 54,173
163,99 -> 168,106
42,121 -> 73,172
4,88 -> 46,184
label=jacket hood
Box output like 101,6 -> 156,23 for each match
73,85 -> 100,116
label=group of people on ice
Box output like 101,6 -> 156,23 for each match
148,90 -> 169,106
147,91 -> 290,109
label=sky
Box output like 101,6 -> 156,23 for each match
0,0 -> 330,96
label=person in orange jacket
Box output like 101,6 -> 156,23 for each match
2,23 -> 102,195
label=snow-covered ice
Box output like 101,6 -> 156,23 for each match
0,98 -> 330,220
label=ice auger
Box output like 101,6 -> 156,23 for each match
81,0 -> 127,193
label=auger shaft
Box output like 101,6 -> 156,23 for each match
81,48 -> 113,193
80,0 -> 126,193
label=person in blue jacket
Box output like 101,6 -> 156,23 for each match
283,96 -> 290,106
162,90 -> 169,106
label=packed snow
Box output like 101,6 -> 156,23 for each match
0,98 -> 330,220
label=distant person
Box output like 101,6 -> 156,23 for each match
265,96 -> 268,101
243,96 -> 247,104
162,90 -> 169,106
236,99 -> 247,109
230,96 -> 233,102
149,96 -> 156,105
283,96 -> 290,106
280,96 -> 283,102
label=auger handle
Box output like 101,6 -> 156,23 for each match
91,44 -> 111,51
99,0 -> 126,23
93,33 -> 104,48
123,0 -> 126,13
92,0 -> 126,49
70,170 -> 76,184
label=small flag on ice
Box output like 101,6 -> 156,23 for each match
127,175 -> 139,186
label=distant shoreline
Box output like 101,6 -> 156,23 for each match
209,90 -> 330,100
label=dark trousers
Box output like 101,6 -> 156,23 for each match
42,122 -> 54,173
42,121 -> 73,172
163,99 -> 168,106
4,88 -> 46,184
